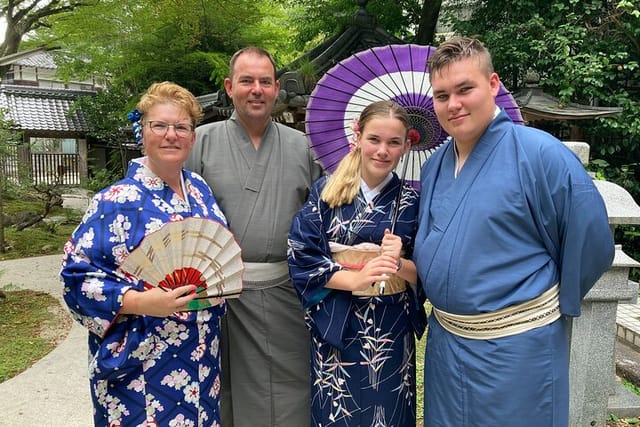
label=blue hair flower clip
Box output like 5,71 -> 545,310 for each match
127,109 -> 143,146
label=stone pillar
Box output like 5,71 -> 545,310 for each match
569,245 -> 640,426
563,141 -> 591,166
562,141 -> 640,426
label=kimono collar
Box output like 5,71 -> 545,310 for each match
229,111 -> 275,138
129,157 -> 191,212
453,106 -> 502,178
360,173 -> 393,204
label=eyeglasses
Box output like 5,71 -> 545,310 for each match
146,121 -> 194,138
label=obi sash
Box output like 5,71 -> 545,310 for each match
433,284 -> 561,339
243,261 -> 289,290
330,242 -> 406,296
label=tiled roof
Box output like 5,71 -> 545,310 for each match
13,50 -> 57,69
0,48 -> 56,68
0,84 -> 94,134
513,87 -> 623,120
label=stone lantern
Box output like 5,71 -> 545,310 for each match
563,141 -> 640,426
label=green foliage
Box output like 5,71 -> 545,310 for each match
35,0 -> 293,94
1,179 -> 26,202
84,167 -> 120,193
608,412 -> 640,424
0,109 -> 22,182
71,82 -> 132,147
22,0 -> 298,171
0,108 -> 20,145
31,0 -> 283,168
622,377 -> 640,399
282,0 -> 422,50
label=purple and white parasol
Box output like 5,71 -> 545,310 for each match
305,44 -> 524,189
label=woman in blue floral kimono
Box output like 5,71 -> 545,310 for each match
61,82 -> 228,427
288,100 -> 427,426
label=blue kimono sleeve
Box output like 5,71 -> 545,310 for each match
557,178 -> 614,315
60,192 -> 141,339
288,179 -> 352,349
535,141 -> 615,316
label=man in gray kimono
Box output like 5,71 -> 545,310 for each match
186,47 -> 323,426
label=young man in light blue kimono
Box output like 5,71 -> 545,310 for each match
414,36 -> 615,426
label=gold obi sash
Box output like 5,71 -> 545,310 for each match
329,242 -> 406,297
433,284 -> 561,340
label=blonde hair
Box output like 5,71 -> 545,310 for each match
136,81 -> 203,127
321,100 -> 410,208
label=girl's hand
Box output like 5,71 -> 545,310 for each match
350,254 -> 398,291
381,228 -> 402,262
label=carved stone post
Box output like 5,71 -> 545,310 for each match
562,142 -> 640,426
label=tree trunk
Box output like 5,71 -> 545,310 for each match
415,0 -> 443,46
0,0 -> 91,75
14,213 -> 45,232
0,15 -> 27,77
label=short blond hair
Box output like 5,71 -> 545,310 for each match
136,81 -> 203,127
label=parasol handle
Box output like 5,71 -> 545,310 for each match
379,149 -> 411,295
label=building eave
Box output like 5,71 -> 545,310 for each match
514,87 -> 623,121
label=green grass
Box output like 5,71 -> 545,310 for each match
415,303 -> 430,425
0,289 -> 64,382
0,199 -> 81,261
416,334 -> 426,424
0,193 -> 81,382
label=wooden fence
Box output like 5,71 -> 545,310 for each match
1,145 -> 80,185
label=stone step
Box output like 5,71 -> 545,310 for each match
617,304 -> 640,350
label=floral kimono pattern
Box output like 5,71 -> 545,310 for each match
61,158 -> 228,427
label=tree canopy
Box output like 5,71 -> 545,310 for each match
0,0 -> 95,75
20,0 -> 296,149
283,0 -> 442,49
31,0 -> 294,96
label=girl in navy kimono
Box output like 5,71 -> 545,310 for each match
288,100 -> 426,426
61,82 -> 228,426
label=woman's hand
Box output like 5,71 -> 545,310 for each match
121,285 -> 199,317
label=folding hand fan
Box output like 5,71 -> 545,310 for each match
120,217 -> 244,311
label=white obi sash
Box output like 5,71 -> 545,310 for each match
433,284 -> 561,340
